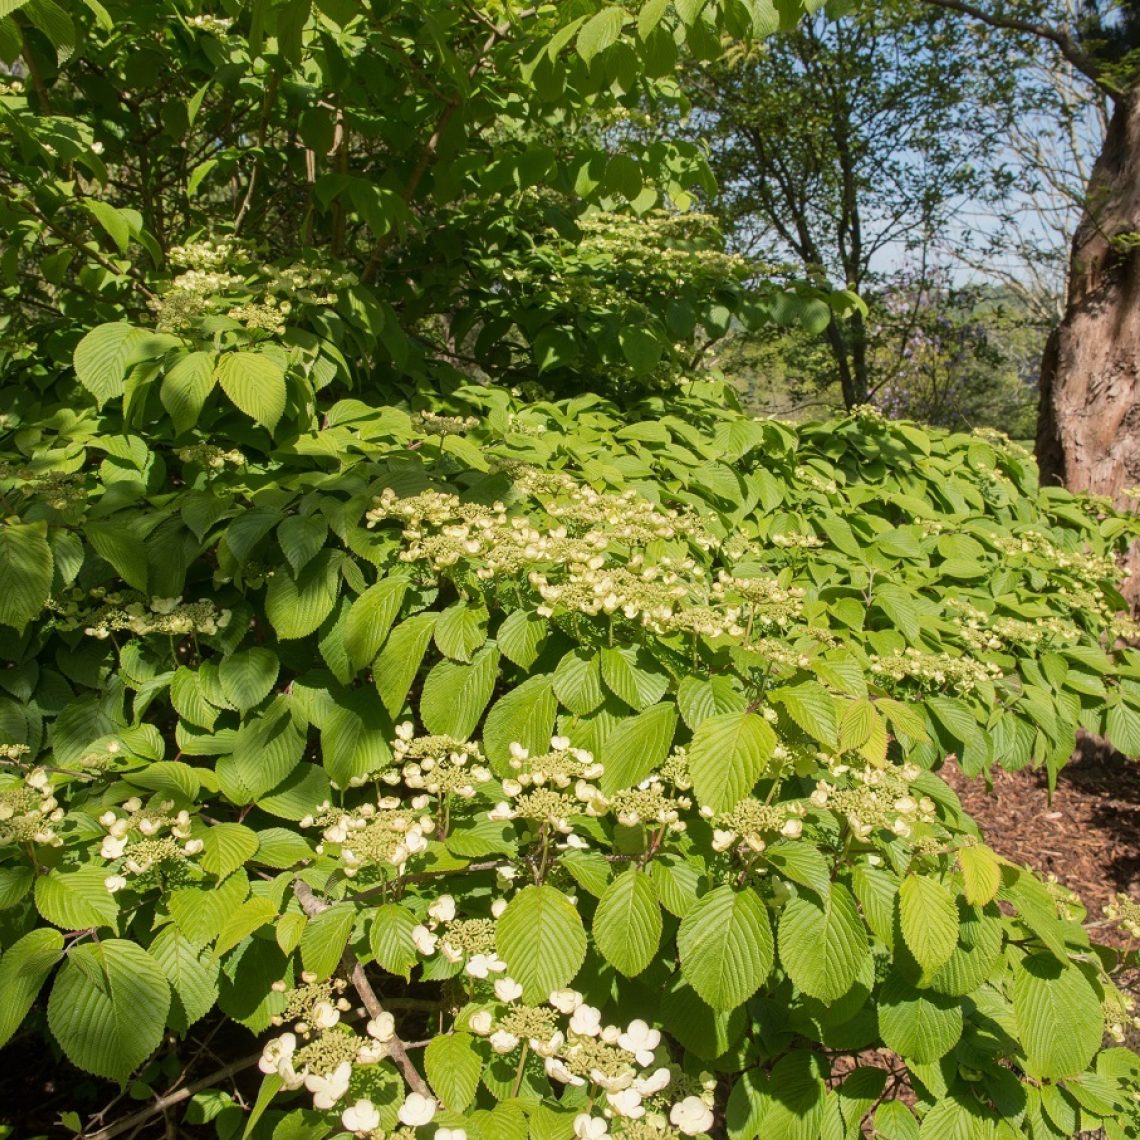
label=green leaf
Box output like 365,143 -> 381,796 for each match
600,646 -> 668,710
74,323 -> 150,406
688,711 -> 776,812
201,823 -> 260,879
877,973 -> 963,1063
676,675 -> 748,730
215,351 -> 287,432
425,1032 -> 482,1112
1013,954 -> 1105,1080
763,840 -> 832,900
0,928 -> 64,1048
35,866 -> 119,931
369,904 -> 419,980
577,6 -> 625,61
86,519 -> 148,591
253,828 -> 313,869
169,877 -> 250,949
219,648 -> 279,713
222,703 -> 305,803
148,925 -> 219,1031
213,897 -> 279,958
497,609 -> 547,669
619,325 -> 662,375
677,886 -> 774,1011
0,521 -> 53,630
483,674 -> 558,772
899,875 -> 960,975
496,885 -> 587,1003
552,649 -> 604,715
420,645 -> 500,740
321,689 -> 391,788
771,681 -> 839,749
170,668 -> 217,729
778,884 -> 869,1003
593,868 -> 662,977
344,577 -> 408,670
434,601 -> 488,662
958,844 -> 1001,907
48,940 -> 171,1082
277,515 -> 329,576
598,701 -> 677,794
266,551 -> 341,640
300,903 -> 354,980
374,613 -> 437,717
161,351 -> 216,433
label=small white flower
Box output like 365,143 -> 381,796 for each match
549,989 -> 583,1014
258,1033 -> 296,1076
341,1099 -> 381,1134
397,1092 -> 438,1127
617,1020 -> 661,1067
608,1088 -> 645,1118
490,1029 -> 520,1054
780,818 -> 803,839
311,1000 -> 340,1030
100,835 -> 128,860
491,898 -> 508,918
545,1056 -> 585,1086
488,802 -> 516,822
550,735 -> 571,750
570,1004 -> 602,1036
428,894 -> 456,923
465,953 -> 493,979
366,1012 -> 395,1041
509,742 -> 529,760
305,1060 -> 352,1109
634,1067 -> 671,1095
495,977 -> 524,1003
670,1096 -> 715,1135
412,925 -> 439,955
468,1009 -> 494,1035
711,829 -> 737,853
573,1115 -> 609,1139
182,838 -> 205,856
104,874 -> 128,894
436,1129 -> 468,1140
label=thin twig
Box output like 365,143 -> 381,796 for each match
292,880 -> 431,1097
82,1052 -> 262,1140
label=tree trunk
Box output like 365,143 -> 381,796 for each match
1037,90 -> 1140,597
1037,91 -> 1140,496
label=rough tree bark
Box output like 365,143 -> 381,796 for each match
1036,91 -> 1140,595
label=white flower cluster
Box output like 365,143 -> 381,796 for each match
186,13 -> 234,36
303,797 -> 435,877
390,724 -> 493,799
407,895 -> 509,978
469,987 -> 713,1136
97,799 -> 203,891
81,596 -> 232,640
707,796 -> 808,854
488,737 -> 605,834
0,767 -> 65,847
867,646 -> 1001,695
816,760 -> 937,841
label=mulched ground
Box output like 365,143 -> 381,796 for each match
941,738 -> 1140,950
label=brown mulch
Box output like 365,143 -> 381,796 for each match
942,737 -> 1140,950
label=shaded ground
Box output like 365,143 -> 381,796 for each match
942,738 -> 1140,948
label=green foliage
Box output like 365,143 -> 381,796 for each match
2,1 -> 1140,1137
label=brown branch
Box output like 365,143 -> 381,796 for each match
292,880 -> 431,1097
919,0 -> 1105,89
82,1051 -> 262,1140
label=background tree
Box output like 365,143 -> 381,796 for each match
914,0 -> 1140,547
677,0 -> 1018,408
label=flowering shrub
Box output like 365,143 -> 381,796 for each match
4,2 -> 1140,1137
4,365 -> 1140,1137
